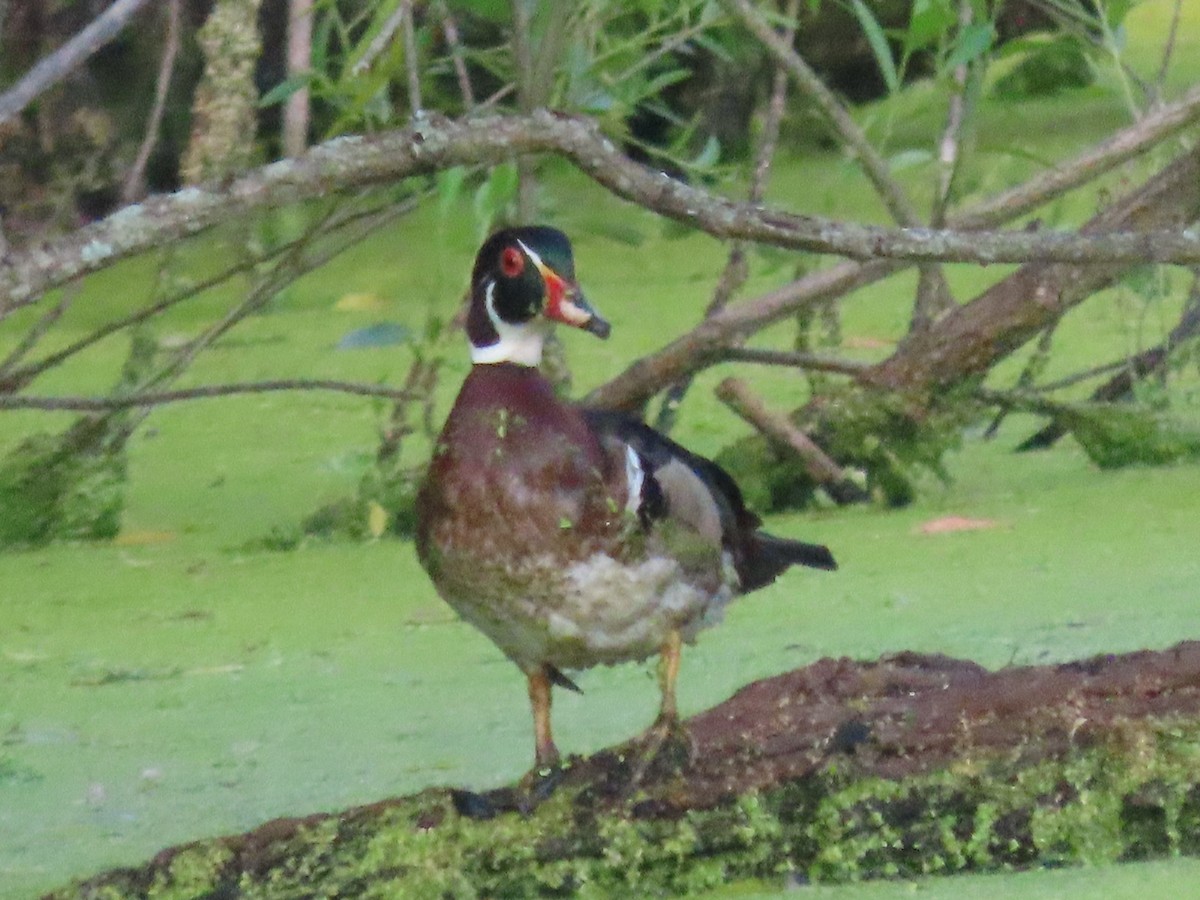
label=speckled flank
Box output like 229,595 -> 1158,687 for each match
431,548 -> 730,671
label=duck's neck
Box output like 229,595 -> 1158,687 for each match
469,324 -> 547,367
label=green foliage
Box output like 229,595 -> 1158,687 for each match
716,385 -> 966,510
1059,404 -> 1200,469
0,332 -> 156,548
299,455 -> 424,542
993,35 -> 1095,98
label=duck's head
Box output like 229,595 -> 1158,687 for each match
467,226 -> 610,366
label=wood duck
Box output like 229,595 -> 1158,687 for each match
415,226 -> 836,770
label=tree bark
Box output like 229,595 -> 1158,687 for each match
282,0 -> 313,157
181,0 -> 265,184
6,112 -> 1200,318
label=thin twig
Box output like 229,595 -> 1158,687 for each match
402,0 -> 422,115
911,0 -> 977,333
722,346 -> 869,376
1032,358 -> 1137,393
0,197 -> 408,393
435,0 -> 474,108
0,0 -> 156,124
137,202 -> 357,396
982,317 -> 1059,438
283,0 -> 315,157
956,81 -> 1200,230
722,0 -> 923,228
1154,0 -> 1183,104
123,0 -> 183,203
723,0 -> 958,331
352,1 -> 409,76
133,181 -> 421,422
510,0 -> 537,222
1014,272 -> 1200,451
0,380 -> 420,412
932,0 -> 974,226
656,0 -> 799,431
0,283 -> 79,380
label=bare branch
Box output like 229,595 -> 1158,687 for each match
1155,0 -> 1183,101
587,86 -> 1200,412
435,0 -> 475,108
402,0 -> 422,115
0,380 -> 419,412
5,112 -> 1200,318
715,376 -> 867,503
587,258 -> 902,412
958,82 -> 1200,230
0,0 -> 156,125
722,347 -> 869,377
861,148 -> 1200,395
123,0 -> 183,203
352,2 -> 408,76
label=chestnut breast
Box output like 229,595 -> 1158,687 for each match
416,364 -> 627,580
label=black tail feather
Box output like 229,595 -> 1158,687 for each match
741,533 -> 837,592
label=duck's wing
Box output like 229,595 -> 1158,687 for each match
581,409 -> 836,592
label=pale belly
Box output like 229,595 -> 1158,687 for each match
434,549 -> 735,671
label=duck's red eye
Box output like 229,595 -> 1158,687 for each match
499,246 -> 524,278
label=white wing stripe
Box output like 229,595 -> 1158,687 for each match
623,445 -> 645,516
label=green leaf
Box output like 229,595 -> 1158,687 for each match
849,0 -> 899,93
641,68 -> 691,102
944,22 -> 995,70
436,167 -> 467,219
905,0 -> 956,54
259,73 -> 317,108
887,148 -> 934,172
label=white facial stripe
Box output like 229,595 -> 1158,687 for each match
516,239 -> 544,271
470,279 -> 546,366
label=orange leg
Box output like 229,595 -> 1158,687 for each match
655,629 -> 683,726
527,668 -> 560,770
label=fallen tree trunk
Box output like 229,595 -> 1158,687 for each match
49,642 -> 1200,898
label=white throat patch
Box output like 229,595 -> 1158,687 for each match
470,279 -> 547,366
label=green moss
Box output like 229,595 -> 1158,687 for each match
147,844 -> 235,900
1060,405 -> 1200,470
716,384 -> 968,510
49,720 -> 1200,898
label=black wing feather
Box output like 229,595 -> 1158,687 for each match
582,409 -> 836,590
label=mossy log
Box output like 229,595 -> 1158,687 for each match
49,643 -> 1200,898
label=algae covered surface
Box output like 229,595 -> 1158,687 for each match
5,205 -> 1200,896
6,2 -> 1200,892
43,651 -> 1200,898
